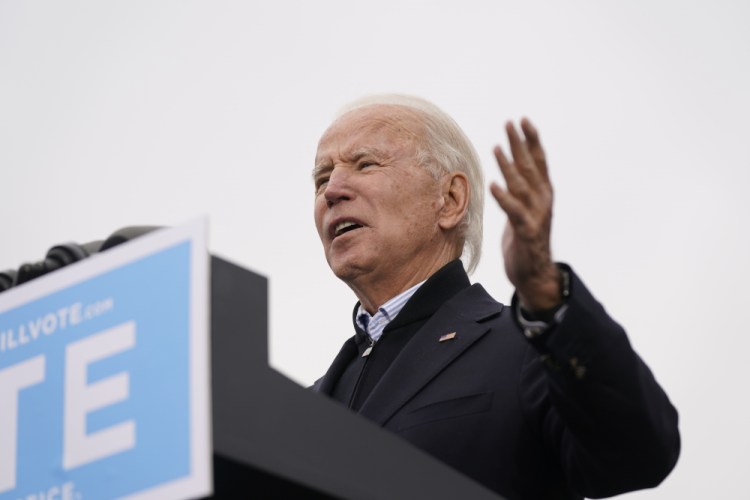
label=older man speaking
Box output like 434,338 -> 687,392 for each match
311,95 -> 680,500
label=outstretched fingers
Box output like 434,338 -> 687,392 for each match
520,118 -> 549,182
494,143 -> 530,203
490,180 -> 527,228
490,118 -> 558,307
506,119 -> 546,188
492,119 -> 553,227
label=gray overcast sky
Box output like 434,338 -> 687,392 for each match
1,1 -> 749,497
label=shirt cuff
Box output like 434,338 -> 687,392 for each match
515,267 -> 571,339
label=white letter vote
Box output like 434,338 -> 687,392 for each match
0,355 -> 45,493
63,321 -> 136,470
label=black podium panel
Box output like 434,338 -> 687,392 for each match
207,256 -> 502,500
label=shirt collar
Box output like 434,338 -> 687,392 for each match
356,280 -> 425,342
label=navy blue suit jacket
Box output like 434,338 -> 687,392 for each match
313,262 -> 680,500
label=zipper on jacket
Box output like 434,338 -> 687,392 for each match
348,337 -> 376,409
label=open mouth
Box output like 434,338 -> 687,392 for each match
334,221 -> 363,238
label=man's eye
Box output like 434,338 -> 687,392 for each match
315,178 -> 329,191
359,161 -> 377,169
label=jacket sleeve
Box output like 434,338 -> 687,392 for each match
515,265 -> 681,498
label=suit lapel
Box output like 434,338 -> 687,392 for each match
359,284 -> 503,425
313,337 -> 358,395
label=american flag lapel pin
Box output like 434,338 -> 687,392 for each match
439,332 -> 457,342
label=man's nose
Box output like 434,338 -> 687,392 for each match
324,168 -> 353,208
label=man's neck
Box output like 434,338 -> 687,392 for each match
348,255 -> 455,314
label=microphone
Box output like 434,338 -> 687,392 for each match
0,269 -> 17,292
1,225 -> 163,293
15,240 -> 103,286
100,226 -> 162,251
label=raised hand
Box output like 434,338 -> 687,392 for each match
489,118 -> 562,312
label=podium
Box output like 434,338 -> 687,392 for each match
208,256 -> 502,499
0,223 -> 501,500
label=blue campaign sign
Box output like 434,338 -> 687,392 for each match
0,221 -> 210,500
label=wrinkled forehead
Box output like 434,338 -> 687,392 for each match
316,104 -> 425,156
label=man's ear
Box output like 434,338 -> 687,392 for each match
438,172 -> 469,231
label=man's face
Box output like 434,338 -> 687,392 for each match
313,105 -> 447,291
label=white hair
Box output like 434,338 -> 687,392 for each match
336,94 -> 484,274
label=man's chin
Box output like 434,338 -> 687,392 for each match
327,256 -> 369,284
